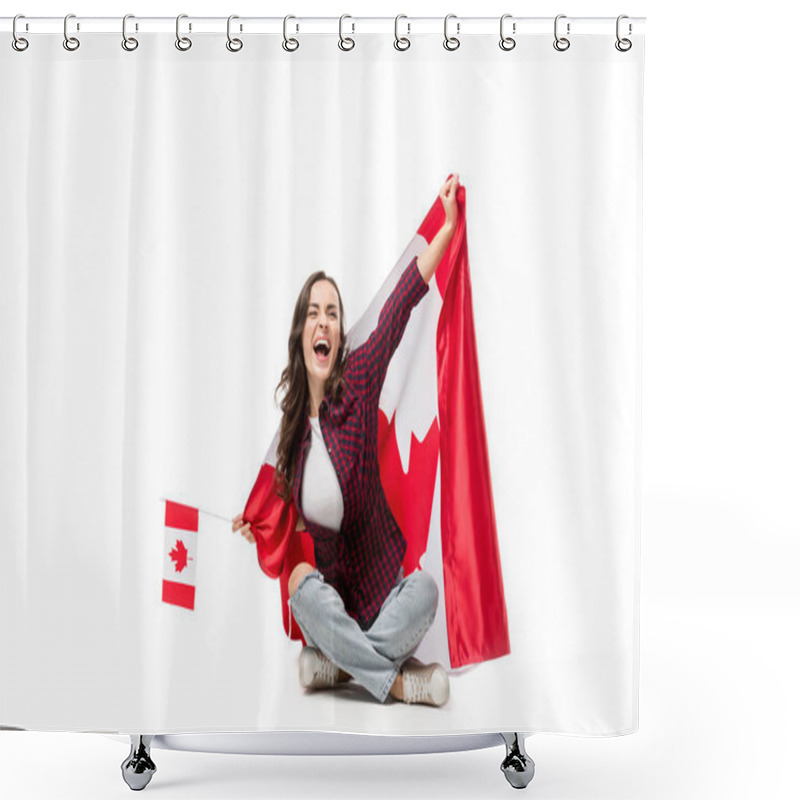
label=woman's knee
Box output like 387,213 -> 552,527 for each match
288,562 -> 316,597
413,570 -> 439,613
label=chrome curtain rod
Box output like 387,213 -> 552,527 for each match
2,15 -> 646,36
5,14 -> 645,53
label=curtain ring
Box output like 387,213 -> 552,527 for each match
339,14 -> 355,51
122,14 -> 139,52
553,14 -> 570,52
12,14 -> 29,52
63,13 -> 80,51
615,14 -> 632,52
226,15 -> 243,52
283,15 -> 299,51
499,13 -> 516,51
394,14 -> 410,51
175,14 -> 192,51
443,14 -> 460,51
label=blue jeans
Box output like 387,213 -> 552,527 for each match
288,567 -> 439,702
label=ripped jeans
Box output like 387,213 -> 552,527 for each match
288,567 -> 439,703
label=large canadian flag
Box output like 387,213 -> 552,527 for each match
244,181 -> 510,670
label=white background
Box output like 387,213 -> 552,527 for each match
1,1 -> 797,799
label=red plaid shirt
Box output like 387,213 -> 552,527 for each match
292,256 -> 430,629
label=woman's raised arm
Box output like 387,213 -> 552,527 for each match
416,174 -> 460,284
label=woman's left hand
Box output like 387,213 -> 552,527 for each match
232,512 -> 255,544
440,174 -> 460,229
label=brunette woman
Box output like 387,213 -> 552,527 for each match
233,175 -> 460,705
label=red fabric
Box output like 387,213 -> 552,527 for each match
243,462 -> 313,642
243,462 -> 298,580
161,580 -> 195,610
378,410 -> 440,577
278,526 -> 316,643
421,179 -> 511,667
164,500 -> 198,532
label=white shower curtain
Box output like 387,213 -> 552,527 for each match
1,23 -> 643,736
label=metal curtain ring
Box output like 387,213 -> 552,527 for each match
443,14 -> 460,51
227,15 -> 243,52
339,14 -> 355,51
499,13 -> 516,51
175,14 -> 192,51
615,14 -> 632,52
122,14 -> 139,51
394,14 -> 410,51
12,14 -> 29,51
63,13 -> 80,51
283,15 -> 299,51
553,14 -> 570,51
281,14 -> 300,53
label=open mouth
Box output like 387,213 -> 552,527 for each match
313,340 -> 331,362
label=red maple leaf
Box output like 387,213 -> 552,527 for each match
169,539 -> 192,573
378,409 -> 440,574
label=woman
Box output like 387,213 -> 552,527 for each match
233,175 -> 460,706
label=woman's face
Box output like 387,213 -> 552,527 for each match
303,279 -> 341,390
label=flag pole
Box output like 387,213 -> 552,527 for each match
159,497 -> 233,524
197,508 -> 233,523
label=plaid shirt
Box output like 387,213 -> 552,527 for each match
292,256 -> 430,629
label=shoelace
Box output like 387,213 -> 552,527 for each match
403,667 -> 431,704
314,652 -> 339,685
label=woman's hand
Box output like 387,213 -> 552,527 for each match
417,174 -> 461,284
232,512 -> 255,544
440,173 -> 460,230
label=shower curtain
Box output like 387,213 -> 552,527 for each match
0,20 -> 643,737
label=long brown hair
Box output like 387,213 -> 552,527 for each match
274,272 -> 348,501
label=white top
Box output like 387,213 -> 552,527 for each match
300,415 -> 345,531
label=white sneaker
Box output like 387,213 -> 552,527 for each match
401,661 -> 450,706
298,647 -> 348,690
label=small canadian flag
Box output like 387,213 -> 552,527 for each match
162,500 -> 199,610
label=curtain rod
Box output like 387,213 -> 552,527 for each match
1,16 -> 646,37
